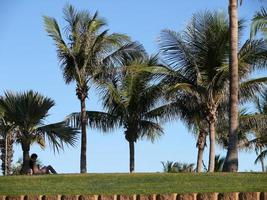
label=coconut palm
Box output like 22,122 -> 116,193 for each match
251,7 -> 267,38
44,4 -> 143,173
156,11 -> 267,172
0,90 -> 78,174
66,56 -> 165,173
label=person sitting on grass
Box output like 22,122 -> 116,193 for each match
29,153 -> 57,174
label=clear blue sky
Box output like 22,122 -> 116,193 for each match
0,0 -> 266,173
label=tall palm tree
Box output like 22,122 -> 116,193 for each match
251,7 -> 267,38
44,4 -> 143,173
67,56 -> 165,173
0,91 -> 78,174
156,11 -> 267,172
223,0 -> 240,172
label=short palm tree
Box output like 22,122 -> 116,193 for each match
161,161 -> 179,173
156,11 -> 267,172
0,91 -> 78,174
161,161 -> 195,173
44,4 -> 143,173
67,56 -> 164,173
251,7 -> 267,38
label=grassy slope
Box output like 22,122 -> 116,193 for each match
0,173 -> 266,195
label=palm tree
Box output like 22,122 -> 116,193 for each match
67,56 -> 165,173
161,161 -> 195,173
44,4 -> 143,173
223,0 -> 240,172
203,154 -> 226,172
0,90 -> 78,174
161,161 -> 179,173
156,11 -> 267,172
251,7 -> 267,38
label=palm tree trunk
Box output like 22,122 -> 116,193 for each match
1,134 -> 14,175
259,148 -> 265,172
6,134 -> 13,175
208,119 -> 216,172
80,97 -> 87,173
0,138 -> 5,175
223,0 -> 239,172
21,141 -> 30,174
260,157 -> 265,172
196,130 -> 206,172
197,148 -> 204,172
129,140 -> 135,173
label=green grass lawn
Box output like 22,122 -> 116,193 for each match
0,173 -> 266,195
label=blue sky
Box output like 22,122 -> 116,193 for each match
0,0 -> 266,173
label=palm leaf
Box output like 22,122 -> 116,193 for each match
251,7 -> 267,37
37,122 -> 79,152
65,111 -> 120,132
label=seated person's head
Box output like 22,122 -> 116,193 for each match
31,153 -> 38,161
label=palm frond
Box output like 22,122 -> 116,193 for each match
255,149 -> 267,164
239,77 -> 267,103
102,42 -> 146,68
0,90 -> 55,131
238,39 -> 267,78
251,7 -> 267,38
139,120 -> 164,142
65,111 -> 119,133
37,121 -> 79,152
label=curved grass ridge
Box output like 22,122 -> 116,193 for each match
0,173 -> 266,195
